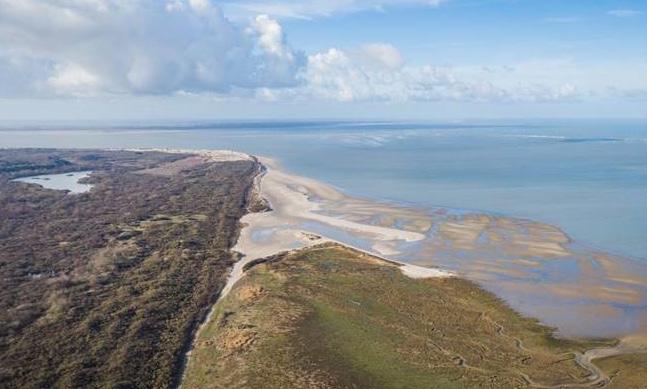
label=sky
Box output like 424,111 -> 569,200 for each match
0,0 -> 646,121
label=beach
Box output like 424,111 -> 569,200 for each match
4,147 -> 646,388
179,151 -> 647,387
223,154 -> 647,344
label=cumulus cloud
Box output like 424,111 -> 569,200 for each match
0,0 -> 303,96
0,0 -> 642,105
359,43 -> 405,69
289,47 -> 581,103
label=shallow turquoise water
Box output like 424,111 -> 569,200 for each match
2,119 -> 647,260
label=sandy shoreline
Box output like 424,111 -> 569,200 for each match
231,156 -> 452,283
167,149 -> 647,341
170,149 -> 647,385
179,151 -> 453,387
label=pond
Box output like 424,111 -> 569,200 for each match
13,171 -> 94,194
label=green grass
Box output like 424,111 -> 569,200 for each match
184,244 -> 621,388
596,354 -> 647,388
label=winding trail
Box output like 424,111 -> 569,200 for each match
520,346 -> 622,389
479,312 -> 642,388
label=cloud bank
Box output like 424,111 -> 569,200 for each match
292,46 -> 580,103
0,0 -> 644,105
0,0 -> 303,96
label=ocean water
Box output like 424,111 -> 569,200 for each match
2,119 -> 647,261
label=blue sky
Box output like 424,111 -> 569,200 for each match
281,1 -> 647,64
0,0 -> 645,120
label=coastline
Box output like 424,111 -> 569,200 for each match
145,149 -> 647,386
179,152 -> 454,386
231,156 -> 452,281
184,244 -> 644,388
228,154 -> 647,339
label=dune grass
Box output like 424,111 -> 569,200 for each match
595,354 -> 647,388
184,244 -> 617,388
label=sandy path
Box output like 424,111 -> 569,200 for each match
519,336 -> 647,388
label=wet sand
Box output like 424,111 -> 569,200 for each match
167,149 -> 647,387
161,149 -> 647,354
232,156 -> 647,343
232,156 -> 451,282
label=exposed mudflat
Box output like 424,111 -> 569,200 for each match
231,156 -> 647,340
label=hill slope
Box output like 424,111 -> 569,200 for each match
184,244 -> 622,388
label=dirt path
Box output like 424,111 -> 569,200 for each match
479,312 -> 640,388
521,341 -> 645,388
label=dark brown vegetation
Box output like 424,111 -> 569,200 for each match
0,149 -> 259,388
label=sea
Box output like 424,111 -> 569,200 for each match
2,119 -> 646,262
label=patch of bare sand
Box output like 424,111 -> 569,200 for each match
135,155 -> 208,176
164,149 -> 647,344
127,148 -> 252,163
400,264 -> 454,279
237,285 -> 265,302
232,157 -> 452,283
436,214 -> 571,257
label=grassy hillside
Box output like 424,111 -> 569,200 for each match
596,354 -> 647,388
184,244 -> 619,388
0,149 -> 259,388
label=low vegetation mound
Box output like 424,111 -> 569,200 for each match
185,244 -> 621,389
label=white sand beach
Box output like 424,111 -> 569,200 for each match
231,156 -> 452,288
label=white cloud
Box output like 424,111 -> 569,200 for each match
0,0 -> 303,96
607,9 -> 643,18
285,47 -> 584,103
359,43 -> 405,69
48,63 -> 101,95
0,0 -> 644,105
221,0 -> 448,19
249,15 -> 294,60
189,0 -> 212,12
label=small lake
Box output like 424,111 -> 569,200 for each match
13,171 -> 94,194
